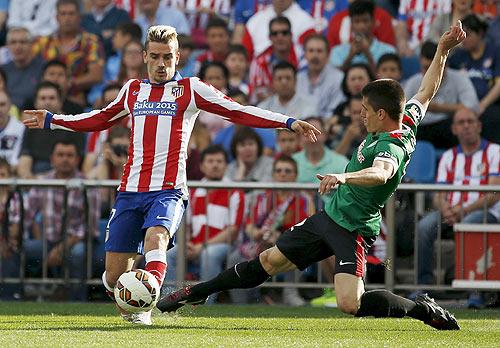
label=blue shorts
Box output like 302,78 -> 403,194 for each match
105,190 -> 188,253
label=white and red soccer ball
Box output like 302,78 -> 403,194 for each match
114,269 -> 160,313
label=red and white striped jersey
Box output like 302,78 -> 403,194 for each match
46,74 -> 295,193
242,2 -> 316,60
114,0 -> 136,19
398,0 -> 451,49
162,0 -> 231,31
188,184 -> 245,245
436,139 -> 500,208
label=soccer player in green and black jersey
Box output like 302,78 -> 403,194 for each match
157,23 -> 466,330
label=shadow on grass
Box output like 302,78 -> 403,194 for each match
0,302 -> 499,320
0,324 -> 429,333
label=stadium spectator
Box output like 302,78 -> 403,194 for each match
404,41 -> 479,149
165,145 -> 244,303
0,68 -> 21,120
248,21 -> 291,99
23,139 -> 101,301
163,0 -> 231,48
395,0 -> 451,57
0,91 -> 25,168
233,0 -> 335,43
0,0 -> 7,35
330,0 -> 396,73
116,40 -> 148,85
330,63 -> 374,132
195,17 -> 231,74
1,27 -> 44,109
297,0 -> 338,32
17,82 -> 85,178
86,23 -> 143,105
213,90 -> 276,162
275,128 -> 300,157
7,0 -> 57,37
82,0 -> 131,58
258,61 -> 316,120
197,61 -> 232,138
225,127 -> 274,182
486,11 -> 500,47
449,14 -> 500,115
136,0 -> 190,43
105,22 -> 142,83
333,94 -> 366,158
376,53 -> 403,81
87,125 -> 130,215
296,34 -> 344,117
249,16 -> 300,103
0,158 -> 23,301
231,155 -> 313,305
293,116 -> 349,186
32,0 -> 105,107
177,34 -> 198,78
225,45 -> 250,96
22,60 -> 85,116
426,0 -> 473,44
83,83 -> 125,176
414,108 -> 500,306
327,0 -> 395,49
242,0 -> 316,61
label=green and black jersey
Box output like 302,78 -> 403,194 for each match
325,99 -> 426,237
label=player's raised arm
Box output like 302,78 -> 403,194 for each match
191,77 -> 320,142
23,80 -> 133,132
413,21 -> 466,109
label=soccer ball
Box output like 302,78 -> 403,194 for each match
114,269 -> 160,313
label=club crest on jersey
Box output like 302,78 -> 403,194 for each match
171,86 -> 184,99
357,139 -> 366,163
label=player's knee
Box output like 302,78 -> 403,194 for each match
337,295 -> 360,315
258,247 -> 291,275
144,226 -> 169,246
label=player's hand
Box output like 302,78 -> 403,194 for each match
23,110 -> 48,129
316,173 -> 346,195
291,120 -> 321,142
439,20 -> 466,52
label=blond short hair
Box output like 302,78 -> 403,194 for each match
145,25 -> 178,50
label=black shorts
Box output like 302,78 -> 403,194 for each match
275,210 -> 376,277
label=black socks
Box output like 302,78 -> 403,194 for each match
356,290 -> 428,321
190,257 -> 271,298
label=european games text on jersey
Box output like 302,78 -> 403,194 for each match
325,99 -> 426,237
43,73 -> 295,193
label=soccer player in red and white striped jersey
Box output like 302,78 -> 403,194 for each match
23,25 -> 320,325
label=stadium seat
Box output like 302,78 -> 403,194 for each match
405,141 -> 436,183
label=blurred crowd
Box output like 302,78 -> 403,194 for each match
0,0 -> 499,306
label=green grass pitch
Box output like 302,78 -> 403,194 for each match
0,302 -> 499,347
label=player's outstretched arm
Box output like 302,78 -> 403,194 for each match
316,160 -> 394,194
413,21 -> 466,109
192,78 -> 320,142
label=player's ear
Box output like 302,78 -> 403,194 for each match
377,109 -> 385,120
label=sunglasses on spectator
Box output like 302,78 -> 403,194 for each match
274,168 -> 294,174
270,30 -> 291,37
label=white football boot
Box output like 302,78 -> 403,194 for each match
121,310 -> 153,325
